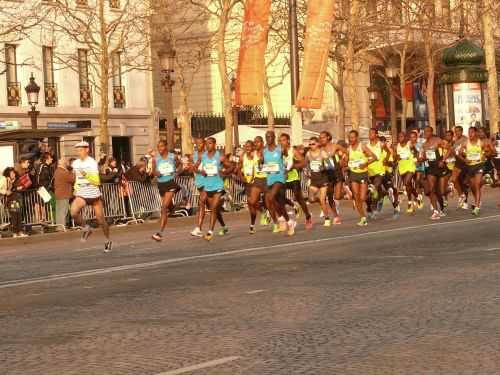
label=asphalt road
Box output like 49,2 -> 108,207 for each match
1,192 -> 500,375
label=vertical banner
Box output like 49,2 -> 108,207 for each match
235,0 -> 271,106
453,82 -> 483,134
296,0 -> 336,109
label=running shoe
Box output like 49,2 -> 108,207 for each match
443,200 -> 448,209
484,174 -> 493,185
333,216 -> 342,225
357,217 -> 368,226
406,205 -> 414,214
430,210 -> 441,220
104,241 -> 113,253
324,218 -> 332,227
305,217 -> 313,230
204,231 -> 214,241
416,195 -> 424,209
287,220 -> 296,236
439,210 -> 446,217
249,226 -> 256,235
472,207 -> 480,216
367,211 -> 376,220
278,217 -> 287,232
272,224 -> 280,233
152,232 -> 163,241
191,227 -> 203,237
392,210 -> 400,220
462,202 -> 469,210
376,200 -> 384,213
260,212 -> 270,226
81,225 -> 93,242
218,227 -> 229,236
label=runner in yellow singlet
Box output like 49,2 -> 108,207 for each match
238,140 -> 261,234
395,131 -> 418,214
457,127 -> 495,215
346,130 -> 377,226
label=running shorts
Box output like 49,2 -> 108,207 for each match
349,171 -> 369,184
158,181 -> 181,197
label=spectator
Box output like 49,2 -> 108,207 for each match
2,167 -> 28,237
15,158 -> 33,190
54,158 -> 75,229
124,161 -> 149,182
100,157 -> 122,184
36,152 -> 55,192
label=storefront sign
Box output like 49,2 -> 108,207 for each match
453,82 -> 482,134
0,121 -> 20,131
47,122 -> 78,129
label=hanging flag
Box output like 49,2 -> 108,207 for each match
296,0 -> 336,109
235,0 -> 271,106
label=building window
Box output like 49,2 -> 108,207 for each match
43,46 -> 58,107
76,0 -> 88,6
83,136 -> 95,157
78,49 -> 92,108
109,0 -> 120,9
367,0 -> 377,18
390,0 -> 402,24
5,44 -> 20,106
112,52 -> 125,108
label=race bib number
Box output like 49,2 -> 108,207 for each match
426,150 -> 436,161
158,163 -> 174,176
310,160 -> 322,173
399,150 -> 410,160
468,152 -> 481,162
204,163 -> 218,176
348,160 -> 363,169
263,163 -> 280,173
244,165 -> 254,176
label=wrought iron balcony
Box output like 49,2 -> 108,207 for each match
113,85 -> 126,108
44,83 -> 58,107
80,85 -> 92,108
7,82 -> 21,106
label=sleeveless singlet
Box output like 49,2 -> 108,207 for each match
263,145 -> 285,186
202,151 -> 224,192
156,153 -> 176,183
348,144 -> 368,174
367,142 -> 385,177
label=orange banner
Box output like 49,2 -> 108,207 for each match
235,0 -> 271,106
296,0 -> 336,109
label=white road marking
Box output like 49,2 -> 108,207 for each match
0,214 -> 499,290
155,356 -> 240,375
245,289 -> 266,295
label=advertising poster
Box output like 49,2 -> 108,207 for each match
453,82 -> 482,134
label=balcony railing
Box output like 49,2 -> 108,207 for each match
7,82 -> 21,106
113,85 -> 126,108
76,0 -> 88,5
109,0 -> 120,8
80,85 -> 92,108
44,83 -> 58,107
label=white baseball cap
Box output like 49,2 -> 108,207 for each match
74,141 -> 90,148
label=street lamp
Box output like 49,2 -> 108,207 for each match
385,55 -> 399,140
230,76 -> 239,151
158,41 -> 176,151
367,85 -> 378,129
385,54 -> 399,80
25,73 -> 40,130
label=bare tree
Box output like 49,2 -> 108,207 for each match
40,0 -> 151,154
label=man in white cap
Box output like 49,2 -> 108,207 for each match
70,141 -> 112,252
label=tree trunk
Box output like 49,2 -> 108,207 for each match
337,92 -> 346,140
346,37 -> 359,131
390,84 -> 398,141
263,69 -> 275,130
399,48 -> 407,132
216,1 -> 233,153
424,34 -> 436,131
98,0 -> 110,155
179,86 -> 192,155
482,0 -> 499,134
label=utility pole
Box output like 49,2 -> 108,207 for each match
289,0 -> 303,146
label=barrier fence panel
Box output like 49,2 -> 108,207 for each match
21,189 -> 56,229
126,180 -> 162,222
225,177 -> 247,210
78,183 -> 129,225
0,195 -> 9,230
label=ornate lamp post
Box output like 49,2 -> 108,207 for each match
25,73 -> 40,130
367,85 -> 378,129
158,41 -> 176,150
385,55 -> 399,140
230,76 -> 239,151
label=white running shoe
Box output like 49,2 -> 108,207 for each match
191,227 -> 203,237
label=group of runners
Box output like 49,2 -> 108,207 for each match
70,125 -> 499,251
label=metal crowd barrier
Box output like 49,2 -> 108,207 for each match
79,183 -> 131,226
0,195 -> 9,230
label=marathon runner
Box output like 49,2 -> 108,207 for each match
457,127 -> 495,215
71,141 -> 112,252
152,139 -> 183,242
379,136 -> 400,218
305,137 -> 333,226
450,125 -> 469,208
239,139 -> 262,234
395,131 -> 418,214
420,127 -> 447,220
199,137 -> 233,240
319,131 -> 346,224
346,130 -> 377,226
191,137 -> 207,237
263,131 -> 295,235
366,128 -> 388,219
440,130 -> 456,208
279,133 -> 312,229
409,130 -> 425,209
253,136 -> 270,226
